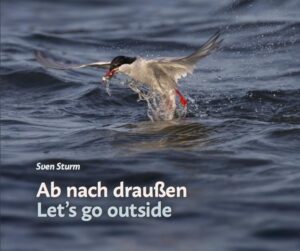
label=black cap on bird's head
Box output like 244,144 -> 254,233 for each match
110,56 -> 136,71
104,55 -> 136,79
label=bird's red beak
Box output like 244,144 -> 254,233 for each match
104,68 -> 117,79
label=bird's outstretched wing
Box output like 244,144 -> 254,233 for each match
35,51 -> 110,70
151,31 -> 222,83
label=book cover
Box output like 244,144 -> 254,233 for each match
1,1 -> 299,251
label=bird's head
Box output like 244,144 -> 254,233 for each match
103,55 -> 136,80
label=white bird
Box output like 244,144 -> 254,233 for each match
36,31 -> 222,117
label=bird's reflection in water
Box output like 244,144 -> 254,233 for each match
111,120 -> 212,153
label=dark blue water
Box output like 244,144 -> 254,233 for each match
1,0 -> 300,250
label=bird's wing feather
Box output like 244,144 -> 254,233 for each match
35,51 -> 110,70
152,31 -> 222,83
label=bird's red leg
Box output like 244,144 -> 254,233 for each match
175,89 -> 188,107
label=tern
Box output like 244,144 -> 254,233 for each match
36,31 -> 222,115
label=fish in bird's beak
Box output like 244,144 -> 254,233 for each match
102,68 -> 118,81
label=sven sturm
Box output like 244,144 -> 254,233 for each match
36,162 -> 81,171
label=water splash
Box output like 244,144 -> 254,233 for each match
104,79 -> 187,121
